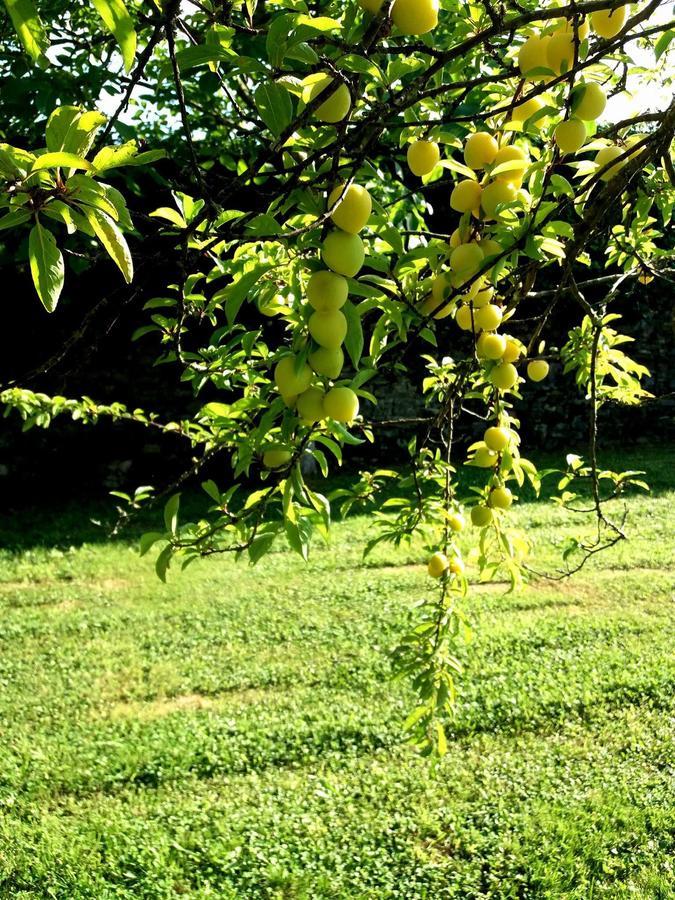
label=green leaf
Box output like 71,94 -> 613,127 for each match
139,532 -> 166,556
31,152 -> 93,173
91,0 -> 137,73
3,0 -> 49,65
655,29 -> 674,61
342,299 -> 364,368
28,223 -> 64,313
254,82 -> 293,137
92,140 -> 166,173
83,208 -> 134,282
45,106 -> 82,152
0,208 -> 31,231
163,493 -> 180,534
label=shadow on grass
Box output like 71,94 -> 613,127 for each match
0,447 -> 671,553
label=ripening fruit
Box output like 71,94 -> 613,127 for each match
573,82 -> 606,121
474,303 -> 503,332
275,355 -> 312,397
263,447 -> 292,469
518,34 -> 552,79
590,6 -> 627,40
450,242 -> 484,275
556,15 -> 590,41
392,0 -> 439,35
448,512 -> 465,532
477,333 -> 505,360
488,486 -> 513,509
481,180 -> 517,220
306,270 -> 348,312
455,304 -> 476,331
323,386 -> 359,422
357,0 -> 383,13
322,230 -> 365,277
328,183 -> 372,234
472,445 -> 498,468
449,225 -> 472,248
419,293 -> 455,319
484,425 -> 510,452
547,29 -> 575,75
296,386 -> 326,423
464,132 -> 499,170
527,359 -> 550,382
309,346 -> 344,379
502,337 -> 522,364
407,140 -> 440,176
594,146 -> 624,181
306,74 -> 351,123
511,95 -> 546,125
309,309 -> 348,350
428,551 -> 449,578
450,179 -> 482,214
471,505 -> 494,527
555,118 -> 587,154
431,273 -> 452,304
479,238 -> 503,259
473,287 -> 494,310
449,557 -> 465,576
490,362 -> 519,391
492,145 -> 528,184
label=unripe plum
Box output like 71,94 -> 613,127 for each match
263,447 -> 292,469
474,303 -> 503,332
492,145 -> 528,184
471,505 -> 494,527
594,146 -> 624,181
275,355 -> 312,396
590,6 -> 627,39
481,180 -> 518,219
322,230 -> 365,276
306,74 -> 351,123
484,425 -> 510,452
488,486 -> 513,509
455,304 -> 477,331
306,270 -> 348,312
407,140 -> 440,176
309,346 -> 344,379
490,362 -> 519,391
555,118 -> 587,155
478,332 -> 507,360
328,183 -> 372,234
448,512 -> 465,532
392,0 -> 439,35
527,359 -> 550,381
573,82 -> 606,121
547,30 -> 575,75
428,551 -> 449,578
296,386 -> 326,423
464,132 -> 499,170
309,309 -> 348,350
450,242 -> 484,275
450,179 -> 482,214
518,34 -> 552,80
323,386 -> 360,422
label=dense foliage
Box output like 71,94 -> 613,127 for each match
1,0 -> 673,752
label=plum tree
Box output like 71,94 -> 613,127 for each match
1,0 -> 671,759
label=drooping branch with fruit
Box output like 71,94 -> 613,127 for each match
1,0 -> 673,753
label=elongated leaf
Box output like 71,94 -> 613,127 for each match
28,223 -> 64,312
342,299 -> 364,368
63,110 -> 107,157
3,0 -> 49,65
92,141 -> 166,172
31,152 -> 93,173
0,208 -> 31,231
46,106 -> 81,152
91,0 -> 136,73
83,207 -> 133,282
254,82 -> 293,137
163,493 -> 180,534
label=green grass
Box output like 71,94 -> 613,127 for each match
0,448 -> 673,899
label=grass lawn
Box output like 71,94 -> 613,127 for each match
0,447 -> 673,899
